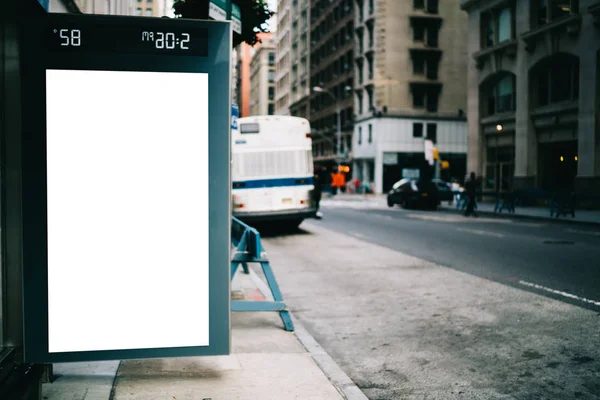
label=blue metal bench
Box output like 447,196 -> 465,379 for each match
230,217 -> 294,331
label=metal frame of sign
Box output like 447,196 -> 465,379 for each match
20,13 -> 232,363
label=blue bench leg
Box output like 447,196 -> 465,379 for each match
241,262 -> 250,274
279,310 -> 294,332
260,261 -> 295,331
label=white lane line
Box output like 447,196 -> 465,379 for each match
456,227 -> 505,238
567,228 -> 600,237
518,280 -> 600,307
348,231 -> 366,239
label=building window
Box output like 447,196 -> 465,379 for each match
426,25 -> 439,47
413,24 -> 425,42
496,75 -> 515,113
427,0 -> 439,14
413,90 -> 425,108
367,57 -> 374,80
368,124 -> 373,143
534,0 -> 578,27
358,91 -> 363,114
145,8 -> 152,16
483,14 -> 495,47
268,86 -> 275,100
358,126 -> 362,145
369,0 -> 374,14
268,52 -> 275,66
414,0 -> 425,8
268,70 -> 275,82
268,104 -> 275,115
413,57 -> 425,75
358,61 -> 364,84
482,7 -> 513,48
413,122 -> 423,138
486,74 -> 516,115
358,0 -> 364,21
136,7 -> 142,15
534,56 -> 579,107
367,24 -> 374,48
498,8 -> 511,42
426,123 -> 437,143
411,83 -> 441,112
359,30 -> 364,53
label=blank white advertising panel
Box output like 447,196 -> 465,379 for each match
46,70 -> 209,353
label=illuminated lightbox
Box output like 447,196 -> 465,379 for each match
21,13 -> 231,363
45,69 -> 209,353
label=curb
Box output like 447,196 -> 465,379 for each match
437,206 -> 600,228
293,320 -> 369,400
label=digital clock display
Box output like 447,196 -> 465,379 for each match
47,22 -> 209,56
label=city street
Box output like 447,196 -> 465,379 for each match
261,203 -> 600,400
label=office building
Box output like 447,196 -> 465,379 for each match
309,0 -> 354,169
461,0 -> 600,196
353,0 -> 469,193
275,0 -> 292,114
250,33 -> 277,115
288,0 -> 311,121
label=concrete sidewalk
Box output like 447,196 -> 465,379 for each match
324,192 -> 600,226
41,270 -> 364,400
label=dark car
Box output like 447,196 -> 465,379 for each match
387,178 -> 440,210
432,179 -> 454,203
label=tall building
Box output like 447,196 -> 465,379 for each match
461,0 -> 600,197
275,0 -> 292,114
73,0 -> 136,15
352,0 -> 469,194
309,0 -> 354,170
235,43 -> 253,117
250,33 -> 277,116
133,0 -> 165,17
288,0 -> 311,121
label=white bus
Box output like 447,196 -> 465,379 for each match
232,115 -> 317,228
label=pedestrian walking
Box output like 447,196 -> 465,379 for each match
464,172 -> 478,217
313,169 -> 324,219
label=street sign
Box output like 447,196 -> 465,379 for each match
209,0 -> 227,21
20,13 -> 232,363
424,139 -> 434,166
232,3 -> 242,34
232,103 -> 239,130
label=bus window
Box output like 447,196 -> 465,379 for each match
240,123 -> 260,134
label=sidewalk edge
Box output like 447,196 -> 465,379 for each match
293,319 -> 369,400
437,206 -> 600,227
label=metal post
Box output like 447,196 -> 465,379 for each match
336,105 -> 341,172
226,0 -> 232,20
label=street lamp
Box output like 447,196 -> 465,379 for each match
312,85 -> 351,172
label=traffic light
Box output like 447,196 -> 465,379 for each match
433,148 -> 439,160
441,161 -> 450,170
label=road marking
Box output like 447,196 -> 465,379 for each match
518,280 -> 600,307
408,214 -> 465,223
456,227 -> 505,238
348,231 -> 366,239
567,229 -> 600,237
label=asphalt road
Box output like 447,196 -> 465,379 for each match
314,203 -> 600,311
261,215 -> 600,400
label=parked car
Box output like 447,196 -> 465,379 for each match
387,178 -> 440,210
432,179 -> 454,203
